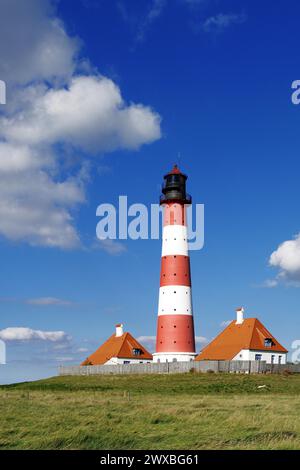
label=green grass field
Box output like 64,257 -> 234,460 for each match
1,373 -> 300,450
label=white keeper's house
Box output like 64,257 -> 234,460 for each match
81,324 -> 152,366
196,308 -> 288,364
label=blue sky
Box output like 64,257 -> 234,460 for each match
1,0 -> 300,384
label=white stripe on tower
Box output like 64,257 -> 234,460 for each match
161,225 -> 188,257
158,285 -> 193,316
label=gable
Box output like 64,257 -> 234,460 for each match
248,319 -> 287,353
196,319 -> 255,360
81,332 -> 152,365
196,318 -> 287,361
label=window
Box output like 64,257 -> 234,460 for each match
264,338 -> 273,348
271,355 -> 275,364
124,360 -> 130,364
169,175 -> 180,184
132,348 -> 143,356
279,356 -> 282,364
255,354 -> 262,361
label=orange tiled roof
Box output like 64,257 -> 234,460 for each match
196,318 -> 287,361
81,331 -> 152,365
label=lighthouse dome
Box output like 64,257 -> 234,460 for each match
160,165 -> 191,204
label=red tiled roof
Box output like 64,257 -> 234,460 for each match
81,331 -> 152,365
196,318 -> 288,361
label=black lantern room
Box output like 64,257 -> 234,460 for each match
160,165 -> 192,205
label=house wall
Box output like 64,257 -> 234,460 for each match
232,349 -> 287,364
105,357 -> 152,365
153,352 -> 197,363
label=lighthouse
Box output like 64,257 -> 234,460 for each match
153,165 -> 197,363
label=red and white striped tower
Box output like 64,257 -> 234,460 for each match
153,165 -> 196,363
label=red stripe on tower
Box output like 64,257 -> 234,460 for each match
153,165 -> 196,363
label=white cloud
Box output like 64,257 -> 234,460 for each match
52,343 -> 70,351
137,336 -> 156,350
141,0 -> 167,36
137,0 -> 167,42
55,356 -> 74,362
202,13 -> 246,33
147,0 -> 166,20
0,0 -> 78,85
220,320 -> 231,328
0,164 -> 85,248
0,1 -> 162,249
262,279 -> 279,288
268,233 -> 300,285
195,336 -> 208,346
137,335 -> 156,343
96,239 -> 127,255
183,0 -> 205,6
0,143 -> 43,173
2,76 -> 161,153
0,327 -> 70,342
119,0 -> 167,44
26,297 -> 73,306
77,347 -> 89,353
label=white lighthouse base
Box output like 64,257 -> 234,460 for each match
152,352 -> 197,363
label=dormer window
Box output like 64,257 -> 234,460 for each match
132,348 -> 143,356
264,338 -> 273,348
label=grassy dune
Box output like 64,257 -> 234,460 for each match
1,373 -> 300,450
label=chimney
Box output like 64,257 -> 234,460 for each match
236,307 -> 244,325
115,323 -> 124,337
